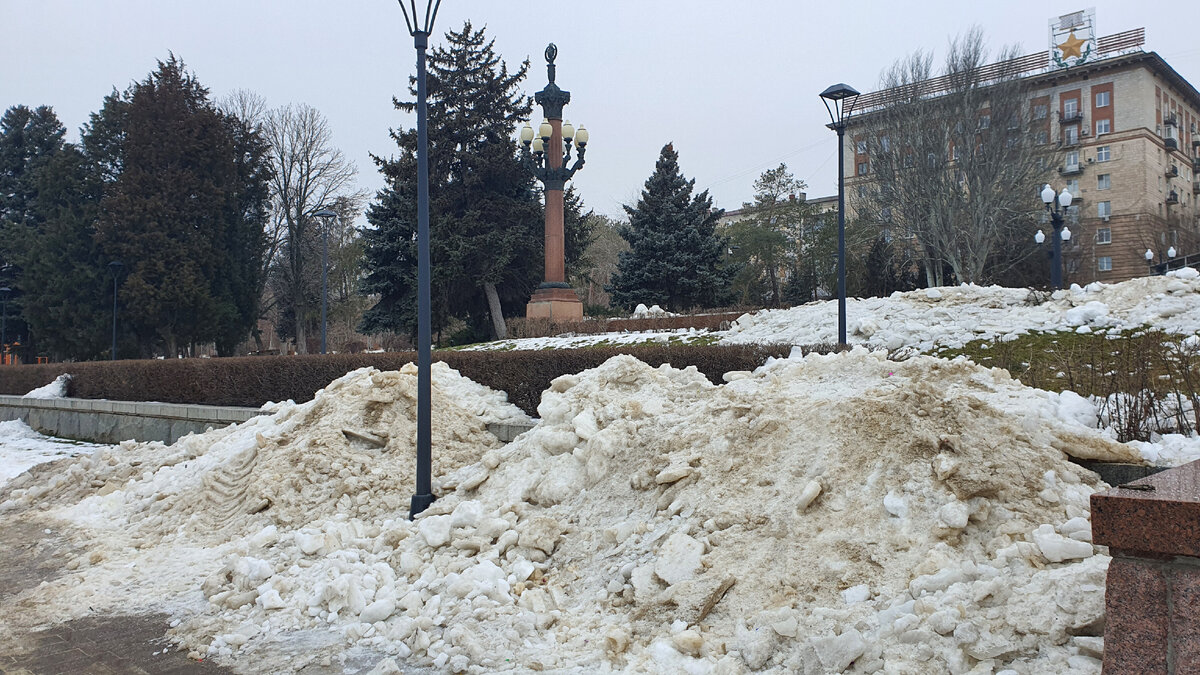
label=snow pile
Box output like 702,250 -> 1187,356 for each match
724,269 -> 1200,351
0,419 -> 106,487
1,351 -> 1130,673
1,362 -> 529,534
632,303 -> 678,318
23,373 -> 70,399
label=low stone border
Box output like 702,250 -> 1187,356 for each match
0,395 -> 265,445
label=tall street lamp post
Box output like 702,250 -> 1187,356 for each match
519,43 -> 588,322
397,0 -> 441,519
1037,184 -> 1073,290
820,83 -> 860,348
313,208 -> 337,355
108,261 -> 123,360
0,287 -> 9,361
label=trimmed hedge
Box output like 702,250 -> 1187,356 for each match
0,344 -> 811,417
505,311 -> 751,339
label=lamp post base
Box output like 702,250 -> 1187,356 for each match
526,287 -> 583,322
409,492 -> 436,520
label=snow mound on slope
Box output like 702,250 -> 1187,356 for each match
2,350 -> 1128,673
724,270 -> 1200,350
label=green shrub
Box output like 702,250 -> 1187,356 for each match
0,344 -> 804,417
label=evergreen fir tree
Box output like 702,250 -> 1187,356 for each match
91,55 -> 269,356
0,105 -> 72,356
361,22 -> 593,342
608,143 -> 733,312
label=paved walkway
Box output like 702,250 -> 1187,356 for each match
0,514 -> 231,675
0,513 -> 428,675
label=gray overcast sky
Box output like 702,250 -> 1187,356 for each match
3,1 -> 1199,219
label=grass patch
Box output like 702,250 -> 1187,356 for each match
937,328 -> 1200,442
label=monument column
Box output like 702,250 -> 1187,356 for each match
519,44 -> 588,322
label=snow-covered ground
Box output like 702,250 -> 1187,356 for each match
0,419 -> 107,486
3,271 -> 1200,673
465,269 -> 1200,353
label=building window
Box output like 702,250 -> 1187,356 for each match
952,145 -> 961,161
1098,201 -> 1111,218
1096,145 -> 1111,162
1064,126 -> 1079,145
1097,174 -> 1110,190
1098,256 -> 1113,272
1096,119 -> 1111,135
979,115 -> 990,129
1034,104 -> 1048,119
1066,150 -> 1080,169
880,136 -> 891,152
857,140 -> 867,154
1097,227 -> 1112,244
1067,179 -> 1080,196
857,161 -> 868,176
1064,98 -> 1079,116
1036,130 -> 1049,145
1096,91 -> 1111,108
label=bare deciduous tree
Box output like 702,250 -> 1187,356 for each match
264,103 -> 361,352
853,28 -> 1058,286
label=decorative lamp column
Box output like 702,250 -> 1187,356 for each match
1039,184 -> 1073,290
520,44 -> 588,322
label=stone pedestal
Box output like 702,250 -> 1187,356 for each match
526,286 -> 583,322
1091,459 -> 1200,673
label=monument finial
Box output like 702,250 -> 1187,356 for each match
545,43 -> 558,83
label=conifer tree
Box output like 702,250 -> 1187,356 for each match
361,22 -> 592,342
608,143 -> 733,312
90,56 -> 270,356
0,105 -> 75,356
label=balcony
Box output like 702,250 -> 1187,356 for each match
1060,163 -> 1083,176
1193,156 -> 1200,171
1167,165 -> 1180,178
1060,111 -> 1084,124
1167,190 -> 1180,205
1193,181 -> 1200,195
1166,138 -> 1179,150
1061,137 -> 1081,148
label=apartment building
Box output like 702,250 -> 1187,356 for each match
845,25 -> 1200,285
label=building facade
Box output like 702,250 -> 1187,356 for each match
845,27 -> 1200,285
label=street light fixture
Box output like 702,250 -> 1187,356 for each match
1038,184 -> 1074,290
820,82 -> 860,347
313,208 -> 337,355
107,262 -> 123,360
1144,245 -> 1177,275
397,0 -> 442,519
519,43 -> 589,322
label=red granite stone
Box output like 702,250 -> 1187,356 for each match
1103,557 -> 1170,673
1091,459 -> 1200,557
1171,566 -> 1200,674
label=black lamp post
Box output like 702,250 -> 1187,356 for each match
107,261 -> 123,360
397,0 -> 441,519
820,83 -> 860,348
313,208 -> 337,355
0,287 -> 9,361
1037,184 -> 1073,290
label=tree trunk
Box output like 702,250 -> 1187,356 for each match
483,281 -> 506,340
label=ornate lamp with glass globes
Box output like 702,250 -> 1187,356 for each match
1037,184 -> 1074,290
518,43 -> 590,322
1144,245 -> 1177,275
